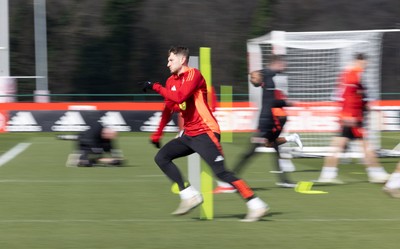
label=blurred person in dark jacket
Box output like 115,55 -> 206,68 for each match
64,114 -> 123,167
214,55 -> 303,193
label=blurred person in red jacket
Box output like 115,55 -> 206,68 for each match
317,53 -> 389,184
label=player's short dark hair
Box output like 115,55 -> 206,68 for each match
268,54 -> 284,64
355,53 -> 367,61
169,46 -> 190,61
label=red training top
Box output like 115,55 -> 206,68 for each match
150,79 -> 180,142
153,68 -> 220,137
338,66 -> 366,121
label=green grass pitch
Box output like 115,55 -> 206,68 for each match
0,132 -> 399,249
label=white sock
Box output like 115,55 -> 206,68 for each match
385,173 -> 400,189
279,159 -> 296,172
284,134 -> 295,142
179,186 -> 200,200
216,180 -> 233,188
320,167 -> 338,179
366,167 -> 388,177
246,197 -> 267,210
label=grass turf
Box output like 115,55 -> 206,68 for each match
0,132 -> 399,249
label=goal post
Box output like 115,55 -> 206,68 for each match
0,0 -> 9,76
247,29 -> 400,157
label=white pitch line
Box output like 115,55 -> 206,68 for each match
0,143 -> 31,167
0,179 -> 166,183
0,178 -> 274,184
0,217 -> 399,223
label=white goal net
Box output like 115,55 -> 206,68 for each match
247,29 -> 399,157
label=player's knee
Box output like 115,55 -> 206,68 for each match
154,150 -> 170,167
216,171 -> 237,183
154,152 -> 163,166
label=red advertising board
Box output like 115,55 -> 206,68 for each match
0,101 -> 399,133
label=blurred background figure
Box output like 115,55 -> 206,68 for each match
383,160 -> 400,198
64,118 -> 124,167
214,56 -> 303,193
317,53 -> 389,184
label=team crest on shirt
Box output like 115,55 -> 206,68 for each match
179,102 -> 186,110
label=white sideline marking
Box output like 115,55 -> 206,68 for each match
0,178 -> 274,184
0,179 -> 167,183
0,143 -> 31,167
0,218 -> 399,223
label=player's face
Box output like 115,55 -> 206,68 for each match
250,71 -> 263,87
101,128 -> 117,140
359,59 -> 367,70
271,60 -> 286,73
167,53 -> 184,75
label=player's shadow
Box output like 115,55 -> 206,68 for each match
251,187 -> 271,192
206,211 -> 283,222
92,165 -> 129,168
294,169 -> 321,173
311,181 -> 364,187
381,160 -> 399,164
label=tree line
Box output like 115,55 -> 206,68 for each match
8,0 -> 399,101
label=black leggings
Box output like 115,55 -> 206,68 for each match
232,116 -> 291,183
154,133 -> 238,190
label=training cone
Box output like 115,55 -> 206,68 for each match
295,181 -> 328,194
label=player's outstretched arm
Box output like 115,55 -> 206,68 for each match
151,105 -> 174,149
152,69 -> 202,104
139,81 -> 160,92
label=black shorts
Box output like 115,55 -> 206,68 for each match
259,115 -> 286,142
341,125 -> 364,140
157,132 -> 226,175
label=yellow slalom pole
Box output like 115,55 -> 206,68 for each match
199,47 -> 214,220
220,85 -> 233,143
